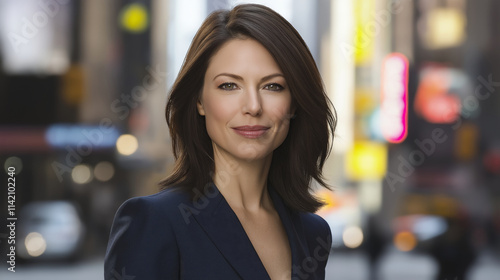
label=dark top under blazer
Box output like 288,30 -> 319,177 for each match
104,184 -> 332,280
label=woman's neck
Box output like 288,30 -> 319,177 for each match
212,145 -> 273,213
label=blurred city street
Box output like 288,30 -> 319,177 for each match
1,0 -> 500,279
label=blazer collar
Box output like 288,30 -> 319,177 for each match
191,183 -> 310,280
268,187 -> 310,273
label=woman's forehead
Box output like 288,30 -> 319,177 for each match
205,38 -> 283,79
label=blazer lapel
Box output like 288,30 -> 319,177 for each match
192,183 -> 270,280
268,187 -> 311,276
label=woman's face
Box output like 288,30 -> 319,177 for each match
198,38 -> 294,162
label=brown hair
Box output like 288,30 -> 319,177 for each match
161,4 -> 336,213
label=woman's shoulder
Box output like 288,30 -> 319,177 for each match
115,186 -> 193,220
130,185 -> 191,205
299,212 -> 330,233
298,211 -> 332,246
105,187 -> 189,279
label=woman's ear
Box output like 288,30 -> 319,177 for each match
290,104 -> 297,119
197,100 -> 206,116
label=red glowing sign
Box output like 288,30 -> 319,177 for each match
381,53 -> 409,143
413,65 -> 462,124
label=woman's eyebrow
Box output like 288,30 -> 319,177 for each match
213,73 -> 243,81
260,73 -> 285,83
212,73 -> 285,82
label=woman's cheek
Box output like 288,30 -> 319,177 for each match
268,103 -> 292,125
203,100 -> 232,136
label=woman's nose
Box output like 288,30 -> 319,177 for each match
242,88 -> 263,116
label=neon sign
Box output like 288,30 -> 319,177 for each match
381,53 -> 408,143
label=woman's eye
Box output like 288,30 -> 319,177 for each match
264,83 -> 284,91
218,82 -> 238,90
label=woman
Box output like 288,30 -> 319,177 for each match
105,4 -> 336,280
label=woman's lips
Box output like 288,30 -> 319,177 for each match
232,125 -> 270,139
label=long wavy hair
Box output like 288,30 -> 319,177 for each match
160,4 -> 336,213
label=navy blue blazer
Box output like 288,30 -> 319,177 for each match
104,184 -> 332,280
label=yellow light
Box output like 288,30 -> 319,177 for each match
62,64 -> 85,105
346,141 -> 387,180
120,3 -> 149,33
116,134 -> 138,156
94,161 -> 115,182
318,190 -> 339,208
394,231 -> 417,252
71,164 -> 92,184
424,8 -> 466,49
25,232 -> 47,257
354,89 -> 377,114
454,123 -> 478,161
353,0 -> 376,65
343,226 -> 364,248
316,190 -> 340,216
432,195 -> 458,218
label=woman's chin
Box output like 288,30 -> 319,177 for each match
230,149 -> 273,163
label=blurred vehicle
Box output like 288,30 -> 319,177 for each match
392,191 -> 478,279
17,201 -> 86,261
317,190 -> 365,251
392,214 -> 448,251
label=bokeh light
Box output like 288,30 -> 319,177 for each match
120,3 -> 149,33
4,156 -> 23,175
394,231 -> 417,252
71,164 -> 93,184
343,226 -> 364,249
116,134 -> 139,156
25,232 -> 47,257
94,161 -> 115,182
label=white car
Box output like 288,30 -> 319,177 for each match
17,201 -> 85,261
